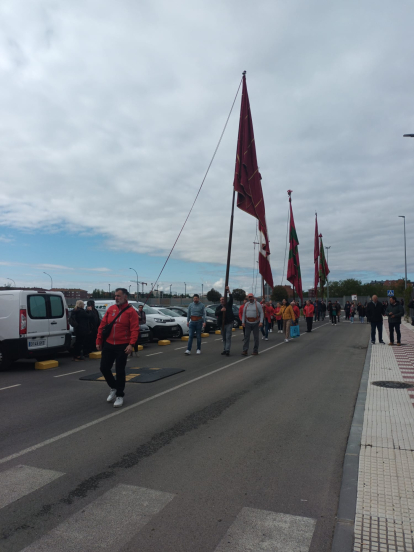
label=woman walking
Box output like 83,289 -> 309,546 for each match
69,300 -> 92,361
349,302 -> 356,323
279,299 -> 297,343
303,300 -> 314,332
275,303 -> 283,333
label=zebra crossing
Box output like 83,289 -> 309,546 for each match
1,464 -> 317,551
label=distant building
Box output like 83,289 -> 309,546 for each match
52,288 -> 88,301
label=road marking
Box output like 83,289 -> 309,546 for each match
0,465 -> 64,510
0,323 -> 330,465
215,338 -> 222,341
0,384 -> 21,391
20,484 -> 174,551
53,370 -> 85,378
175,346 -> 186,350
214,507 -> 316,552
146,352 -> 163,357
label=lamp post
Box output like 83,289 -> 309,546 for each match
43,272 -> 53,289
169,284 -> 172,296
325,246 -> 331,301
129,285 -> 131,294
7,278 -> 16,287
399,216 -> 407,289
129,268 -> 139,301
202,283 -> 203,298
108,284 -> 111,296
184,282 -> 186,297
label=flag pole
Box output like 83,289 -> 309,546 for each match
319,233 -> 323,299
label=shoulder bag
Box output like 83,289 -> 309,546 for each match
101,305 -> 131,341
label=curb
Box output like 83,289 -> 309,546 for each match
331,338 -> 372,552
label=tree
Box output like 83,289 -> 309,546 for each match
271,285 -> 288,303
206,288 -> 221,302
232,288 -> 246,302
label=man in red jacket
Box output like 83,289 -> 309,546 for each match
97,288 -> 139,408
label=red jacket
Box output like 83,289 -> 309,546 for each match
293,305 -> 300,319
239,304 -> 246,319
264,306 -> 275,323
303,304 -> 314,317
97,302 -> 139,347
275,307 -> 282,320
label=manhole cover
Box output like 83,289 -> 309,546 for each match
372,381 -> 414,389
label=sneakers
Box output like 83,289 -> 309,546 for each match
265,338 -> 268,341
107,389 -> 117,403
196,349 -> 201,354
262,336 -> 265,340
269,329 -> 272,333
185,350 -> 191,355
113,397 -> 123,408
380,341 -> 385,344
284,339 -> 289,343
371,341 -> 375,344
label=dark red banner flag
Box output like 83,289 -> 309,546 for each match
319,236 -> 330,286
314,214 -> 319,297
286,192 -> 303,301
233,73 -> 273,288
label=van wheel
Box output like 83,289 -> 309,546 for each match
0,350 -> 12,371
177,327 -> 183,338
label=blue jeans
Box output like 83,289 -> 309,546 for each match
260,320 -> 271,338
370,321 -> 383,343
188,320 -> 203,351
221,323 -> 233,352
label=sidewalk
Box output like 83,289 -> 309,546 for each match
353,319 -> 414,551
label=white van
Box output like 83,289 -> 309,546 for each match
0,290 -> 71,370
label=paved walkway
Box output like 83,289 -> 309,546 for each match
354,320 -> 414,552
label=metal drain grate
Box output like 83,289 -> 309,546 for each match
372,381 -> 414,389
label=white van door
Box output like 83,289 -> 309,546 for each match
48,294 -> 67,348
26,294 -> 49,350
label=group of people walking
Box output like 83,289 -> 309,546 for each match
71,287 -> 409,410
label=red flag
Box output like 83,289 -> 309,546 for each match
233,73 -> 273,288
286,192 -> 303,301
314,214 -> 319,297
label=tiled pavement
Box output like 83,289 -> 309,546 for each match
353,320 -> 414,552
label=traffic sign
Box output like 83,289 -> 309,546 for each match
387,290 -> 394,297
352,295 -> 357,301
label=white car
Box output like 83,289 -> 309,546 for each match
0,290 -> 71,370
133,304 -> 181,341
151,307 -> 189,337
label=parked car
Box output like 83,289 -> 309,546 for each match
0,290 -> 72,370
206,303 -> 242,328
133,304 -> 181,341
150,307 -> 188,337
168,305 -> 218,333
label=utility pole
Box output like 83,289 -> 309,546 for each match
399,216 -> 407,289
129,268 -> 139,301
184,282 -> 186,297
169,284 -> 172,296
43,272 -> 53,289
202,283 -> 203,298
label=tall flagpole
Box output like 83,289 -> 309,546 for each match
319,233 -> 323,299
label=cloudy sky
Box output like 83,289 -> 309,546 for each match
1,0 -> 413,295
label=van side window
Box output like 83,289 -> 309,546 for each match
28,295 -> 47,319
50,295 -> 64,318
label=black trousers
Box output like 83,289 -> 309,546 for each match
73,333 -> 87,358
84,331 -> 97,356
277,319 -> 283,331
306,317 -> 313,332
100,342 -> 129,397
370,321 -> 383,343
389,323 -> 401,344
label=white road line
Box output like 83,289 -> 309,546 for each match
215,338 -> 222,341
214,507 -> 316,552
0,384 -> 21,391
53,370 -> 85,378
0,465 -> 64,510
21,484 -> 174,552
146,352 -> 163,357
0,323 -> 330,465
174,346 -> 186,350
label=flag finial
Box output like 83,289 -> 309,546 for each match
287,190 -> 292,202
242,71 -> 246,76
319,233 -> 323,238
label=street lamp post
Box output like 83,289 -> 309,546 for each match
43,272 -> 53,289
108,284 -> 111,296
399,216 -> 407,289
7,278 -> 16,287
202,283 -> 203,298
129,268 -> 139,301
184,282 -> 186,297
169,284 -> 172,296
325,246 -> 331,301
129,285 -> 131,294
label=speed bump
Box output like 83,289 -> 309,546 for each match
232,328 -> 236,332
201,333 -> 209,337
158,340 -> 171,346
80,367 -> 184,383
35,360 -> 58,370
137,345 -> 144,351
215,330 -> 221,335
89,351 -> 101,359
181,336 -> 189,341
239,326 -> 243,330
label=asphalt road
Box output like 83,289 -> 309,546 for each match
0,318 -> 370,552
